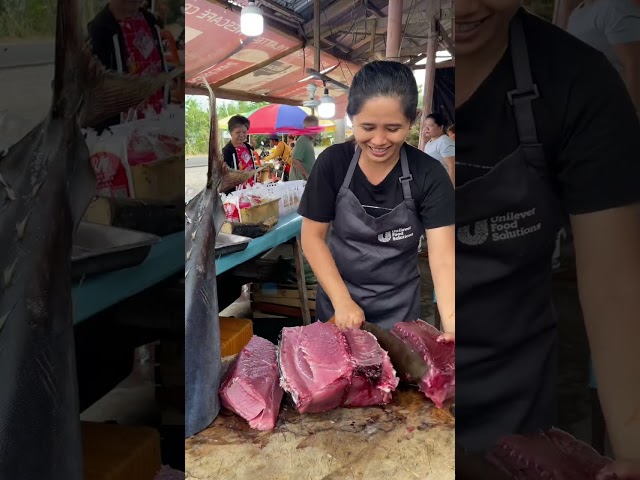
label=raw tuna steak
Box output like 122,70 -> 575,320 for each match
486,428 -> 612,479
278,322 -> 399,413
391,319 -> 455,408
342,328 -> 399,407
278,322 -> 353,413
219,336 -> 284,430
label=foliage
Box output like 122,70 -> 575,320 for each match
406,123 -> 422,149
185,98 -> 210,156
524,0 -> 555,20
185,97 -> 273,155
216,100 -> 269,120
0,0 -> 57,38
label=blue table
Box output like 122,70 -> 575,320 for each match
215,212 -> 303,276
71,232 -> 184,324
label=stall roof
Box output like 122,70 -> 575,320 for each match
185,0 -> 454,115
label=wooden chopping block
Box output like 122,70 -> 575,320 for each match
190,354 -> 454,480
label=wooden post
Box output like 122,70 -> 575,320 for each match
313,0 -> 321,116
314,0 -> 321,72
419,16 -> 438,151
368,18 -> 377,60
386,0 -> 403,61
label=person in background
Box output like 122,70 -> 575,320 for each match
287,135 -> 296,149
87,0 -> 168,130
423,113 -> 456,184
289,116 -> 319,181
447,124 -> 456,141
221,115 -> 256,189
264,135 -> 291,164
263,134 -> 293,179
556,0 -> 640,112
298,61 -> 455,333
455,0 -> 640,476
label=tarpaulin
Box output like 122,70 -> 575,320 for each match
184,0 -> 359,117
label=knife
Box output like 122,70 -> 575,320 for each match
361,321 -> 429,383
328,317 -> 429,383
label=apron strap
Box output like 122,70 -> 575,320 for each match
508,13 -> 545,167
343,145 -> 414,206
342,146 -> 361,189
398,146 -> 414,203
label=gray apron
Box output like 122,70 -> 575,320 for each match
316,146 -> 423,330
455,12 -> 566,452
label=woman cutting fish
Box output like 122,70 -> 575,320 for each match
298,61 -> 455,336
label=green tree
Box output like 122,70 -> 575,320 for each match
185,98 -> 210,155
216,100 -> 269,120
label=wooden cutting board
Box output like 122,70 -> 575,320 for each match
185,383 -> 455,480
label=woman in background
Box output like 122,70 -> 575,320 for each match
221,115 -> 256,190
556,0 -> 640,112
423,113 -> 455,183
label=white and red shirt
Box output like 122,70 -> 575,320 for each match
119,13 -> 164,118
234,144 -> 256,188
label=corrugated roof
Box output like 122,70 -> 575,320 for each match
185,0 -> 454,114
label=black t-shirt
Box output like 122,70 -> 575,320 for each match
456,8 -> 640,215
298,141 -> 454,230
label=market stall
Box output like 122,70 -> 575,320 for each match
185,2 -> 456,478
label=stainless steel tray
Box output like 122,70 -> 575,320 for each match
215,233 -> 251,256
72,222 -> 161,280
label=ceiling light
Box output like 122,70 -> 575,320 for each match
241,1 -> 263,37
318,87 -> 335,119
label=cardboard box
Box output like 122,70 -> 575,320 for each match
239,198 -> 279,224
82,422 -> 161,480
220,317 -> 254,356
130,155 -> 184,202
84,197 -> 112,225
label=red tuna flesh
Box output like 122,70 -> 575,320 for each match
342,328 -> 399,407
391,319 -> 455,408
486,428 -> 612,479
219,336 -> 284,430
278,322 -> 399,413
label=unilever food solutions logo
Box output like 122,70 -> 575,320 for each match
378,226 -> 414,243
457,208 -> 542,246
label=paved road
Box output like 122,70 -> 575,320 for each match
0,65 -> 53,151
186,156 -> 207,168
0,41 -> 54,69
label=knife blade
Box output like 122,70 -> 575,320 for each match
360,321 -> 429,383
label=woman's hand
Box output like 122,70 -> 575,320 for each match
597,460 -> 640,479
333,298 -> 365,330
437,332 -> 455,343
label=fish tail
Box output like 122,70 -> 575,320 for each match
52,0 -> 83,116
202,79 -> 223,191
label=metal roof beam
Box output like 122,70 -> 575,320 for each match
303,0 -> 359,36
210,43 -> 303,89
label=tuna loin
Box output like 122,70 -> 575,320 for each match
278,322 -> 399,413
342,328 -> 399,407
486,428 -> 612,479
219,336 -> 284,430
391,320 -> 455,408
